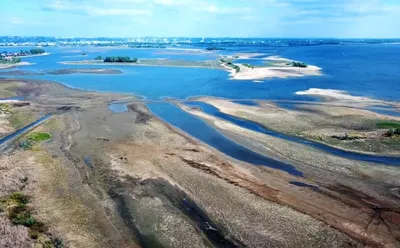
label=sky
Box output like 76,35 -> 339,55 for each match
1,0 -> 400,38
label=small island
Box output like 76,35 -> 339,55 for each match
0,49 -> 46,68
95,56 -> 137,63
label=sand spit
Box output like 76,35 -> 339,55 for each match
0,62 -> 34,69
234,53 -> 266,59
296,88 -> 377,101
295,88 -> 391,106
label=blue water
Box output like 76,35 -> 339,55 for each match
186,101 -> 400,165
1,44 -> 400,168
2,44 -> 400,102
368,108 -> 400,117
289,181 -> 320,191
148,103 -> 303,177
109,102 -> 128,113
232,100 -> 258,106
0,114 -> 52,146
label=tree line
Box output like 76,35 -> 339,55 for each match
95,56 -> 138,63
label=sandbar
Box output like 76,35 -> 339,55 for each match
295,88 -> 387,105
227,63 -> 322,80
0,62 -> 34,70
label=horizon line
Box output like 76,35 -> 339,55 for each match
1,36 -> 400,40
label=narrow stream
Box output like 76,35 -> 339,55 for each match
185,101 -> 400,166
147,103 -> 303,177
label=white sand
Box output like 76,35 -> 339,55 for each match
234,53 -> 266,59
295,88 -> 382,103
228,64 -> 322,80
0,62 -> 34,69
0,100 -> 21,103
264,56 -> 292,62
18,52 -> 50,58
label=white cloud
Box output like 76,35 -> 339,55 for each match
10,17 -> 24,25
90,8 -> 153,16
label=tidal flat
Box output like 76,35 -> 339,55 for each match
1,78 -> 400,248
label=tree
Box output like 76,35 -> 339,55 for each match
29,49 -> 45,55
292,61 -> 308,68
95,56 -> 103,60
103,56 -> 138,63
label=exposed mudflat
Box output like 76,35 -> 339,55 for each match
191,96 -> 400,155
0,79 -> 399,248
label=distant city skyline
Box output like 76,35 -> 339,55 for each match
1,0 -> 400,38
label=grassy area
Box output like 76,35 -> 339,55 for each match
20,132 -> 52,150
376,121 -> 400,129
26,132 -> 52,142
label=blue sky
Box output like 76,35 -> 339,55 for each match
1,0 -> 400,38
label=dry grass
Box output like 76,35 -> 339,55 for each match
0,153 -> 33,197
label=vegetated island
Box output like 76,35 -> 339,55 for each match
221,55 -> 322,80
61,55 -> 222,69
0,49 -> 47,69
60,54 -> 322,80
95,56 -> 138,63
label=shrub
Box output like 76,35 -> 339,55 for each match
104,56 -> 138,63
9,192 -> 29,205
95,56 -> 103,60
376,121 -> 400,129
30,49 -> 45,55
385,128 -> 400,137
243,63 -> 254,69
292,61 -> 308,68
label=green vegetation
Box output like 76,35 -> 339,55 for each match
19,132 -> 52,150
225,61 -> 240,73
29,48 -> 46,55
0,57 -> 21,64
291,61 -> 308,68
219,58 -> 240,72
376,121 -> 400,129
95,56 -> 103,60
26,132 -> 52,142
243,63 -> 254,69
206,47 -> 226,51
1,192 -> 64,247
104,56 -> 138,63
